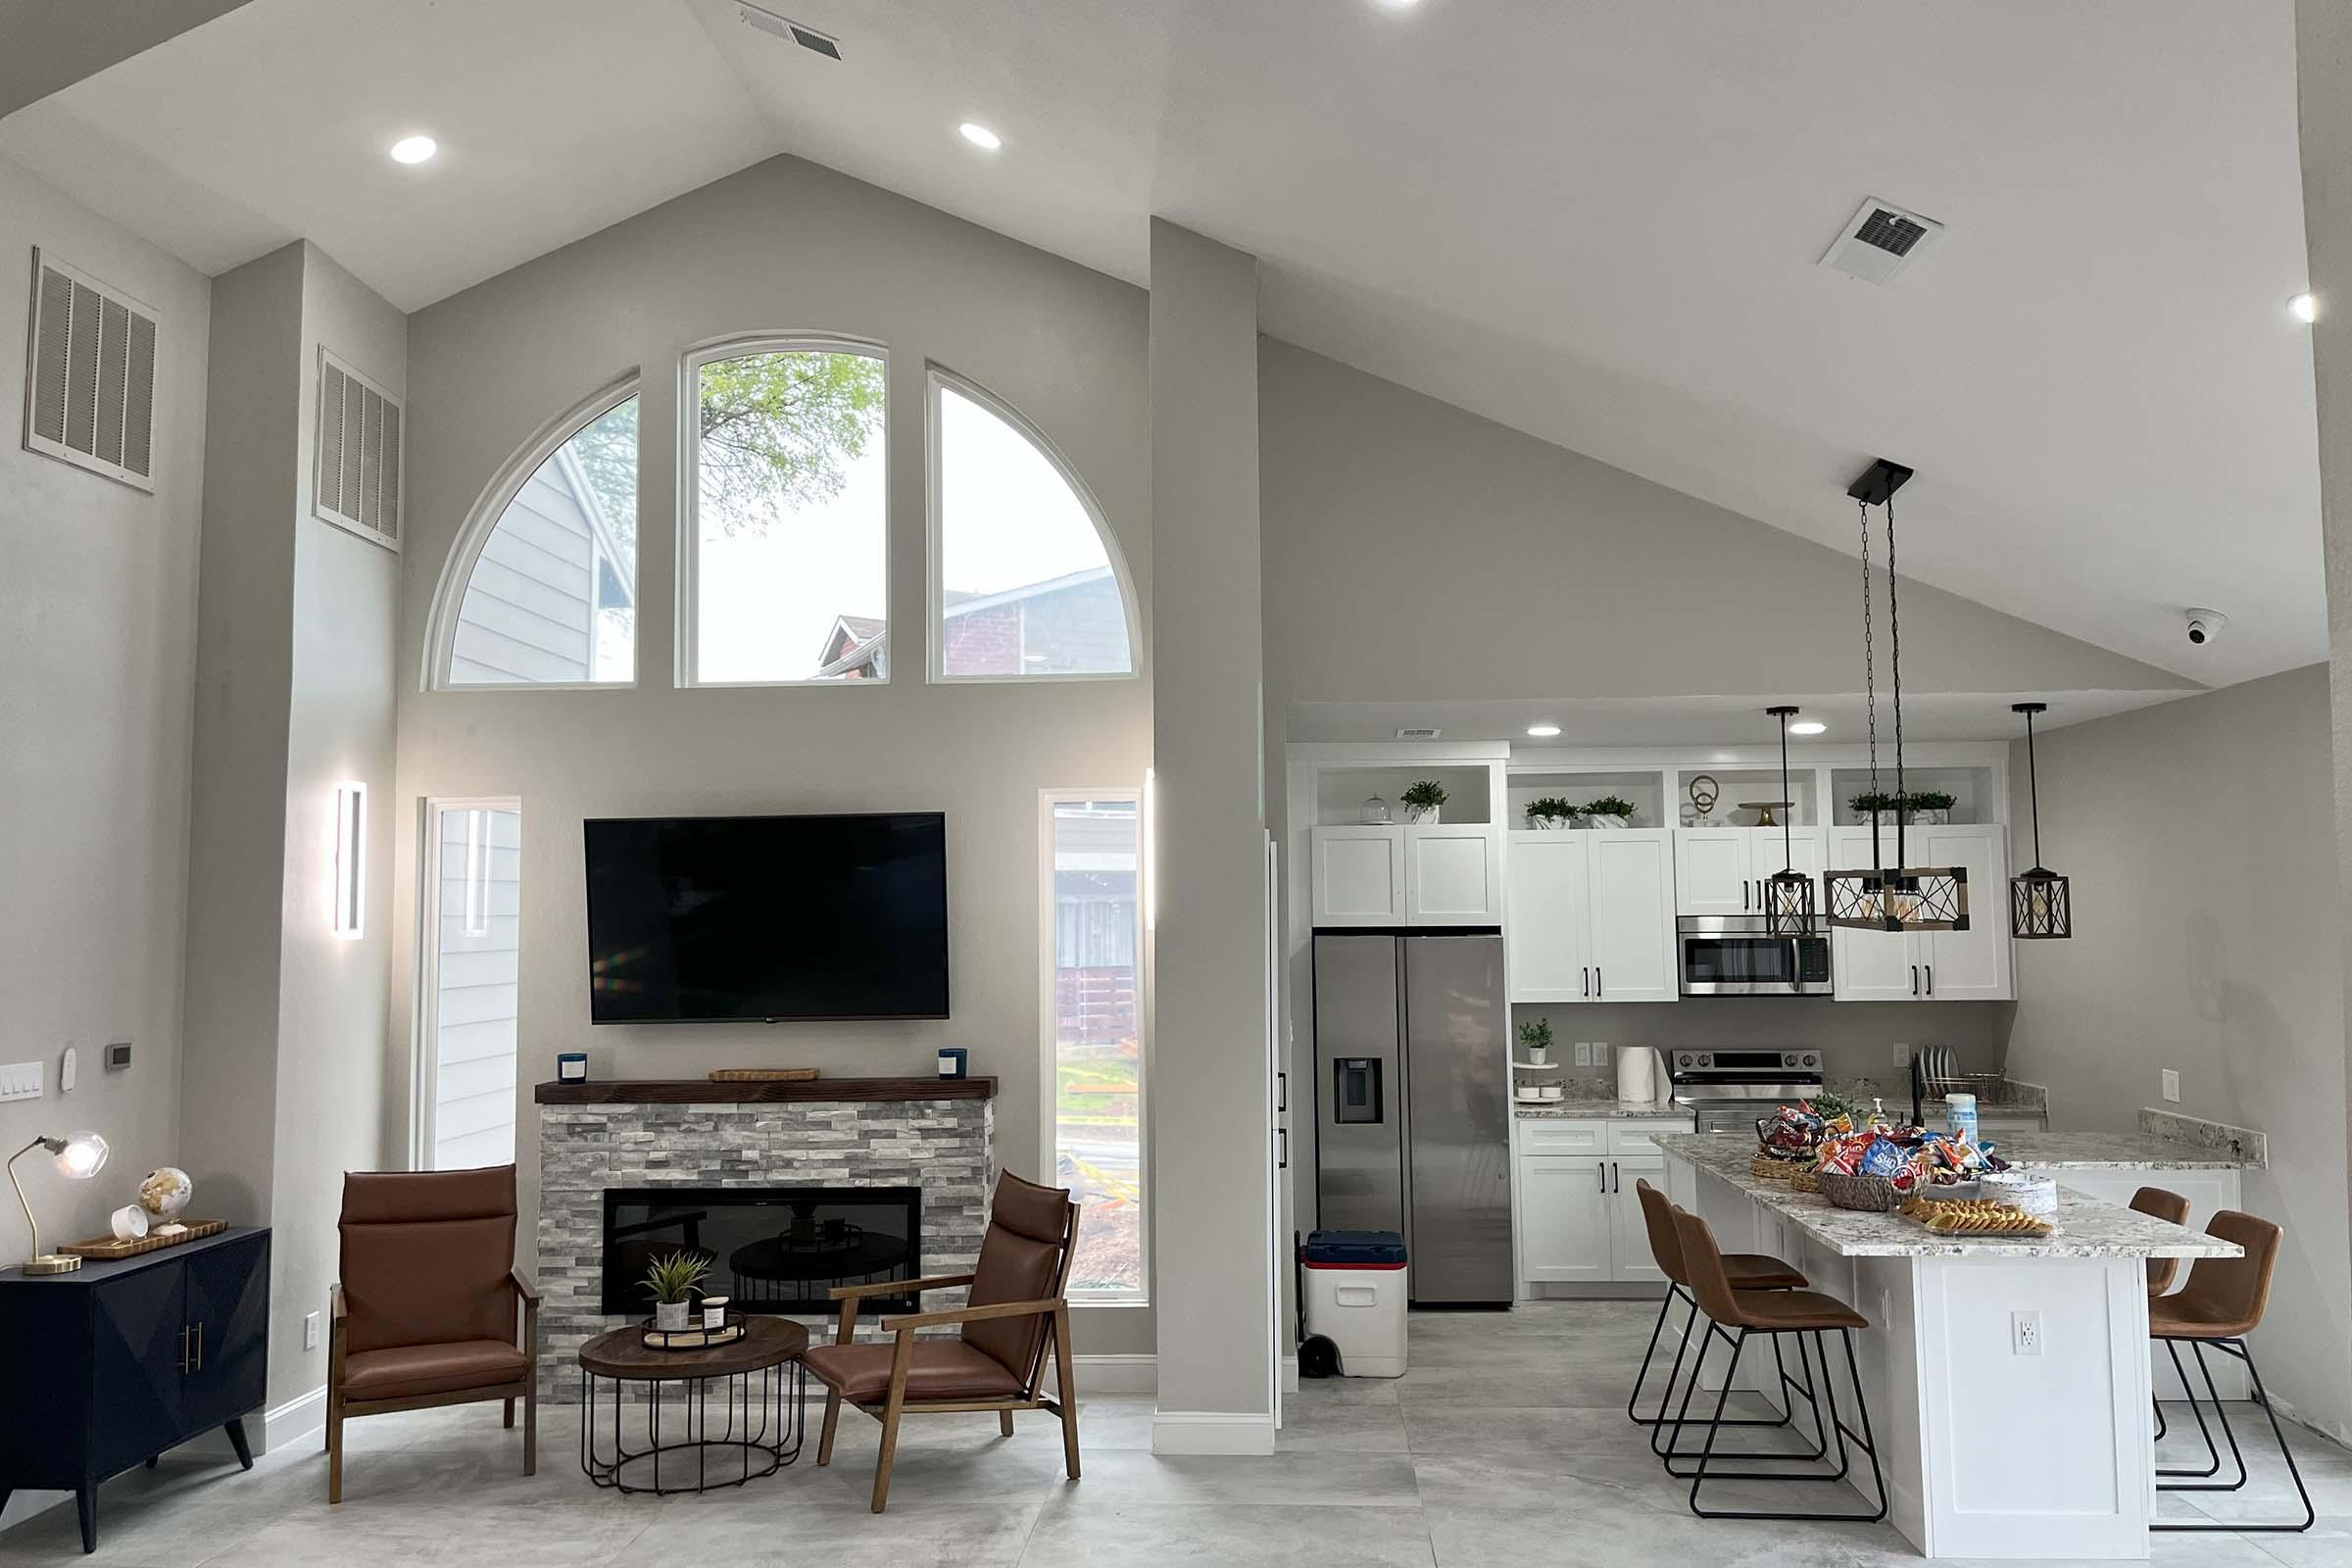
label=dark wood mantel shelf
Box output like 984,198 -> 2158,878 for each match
534,1076 -> 997,1105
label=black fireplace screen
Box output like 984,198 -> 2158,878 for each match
601,1186 -> 923,1316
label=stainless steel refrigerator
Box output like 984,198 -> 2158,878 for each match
1311,932 -> 1512,1306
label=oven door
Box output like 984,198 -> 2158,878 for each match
1678,920 -> 1831,995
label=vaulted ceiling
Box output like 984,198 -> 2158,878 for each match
1,0 -> 2321,689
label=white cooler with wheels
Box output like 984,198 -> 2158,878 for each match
1302,1230 -> 1408,1378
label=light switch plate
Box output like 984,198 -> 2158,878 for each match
304,1311 -> 321,1350
1891,1042 -> 1913,1068
1573,1042 -> 1592,1067
2162,1068 -> 2180,1103
0,1061 -> 42,1102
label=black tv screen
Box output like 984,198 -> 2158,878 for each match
583,812 -> 949,1023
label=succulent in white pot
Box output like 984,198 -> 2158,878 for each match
1518,1018 -> 1553,1066
1401,780 -> 1446,825
1582,795 -> 1637,830
643,1250 -> 710,1332
1527,797 -> 1578,832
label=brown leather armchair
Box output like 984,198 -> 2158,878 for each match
803,1170 -> 1081,1513
326,1165 -> 538,1502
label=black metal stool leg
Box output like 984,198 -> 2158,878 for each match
1684,1327 -> 1886,1522
1638,1291 -> 1799,1435
2152,1339 -> 2314,1534
1660,1323 -> 1830,1477
2156,1339 -> 2225,1480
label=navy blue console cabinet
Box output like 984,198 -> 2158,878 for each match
0,1226 -> 270,1552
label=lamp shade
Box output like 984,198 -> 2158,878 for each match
53,1131 -> 108,1179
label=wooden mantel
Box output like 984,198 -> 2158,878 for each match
533,1076 -> 997,1105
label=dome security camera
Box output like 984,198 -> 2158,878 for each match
2184,609 -> 2229,648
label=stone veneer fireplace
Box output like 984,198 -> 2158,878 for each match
533,1077 -> 996,1398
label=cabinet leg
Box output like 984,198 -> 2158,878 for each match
74,1487 -> 96,1554
144,1455 -> 159,1470
223,1417 -> 254,1471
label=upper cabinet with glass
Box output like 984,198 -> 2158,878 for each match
931,371 -> 1136,681
684,338 -> 889,685
435,383 -> 638,687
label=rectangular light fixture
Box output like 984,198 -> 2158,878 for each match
333,782 -> 367,939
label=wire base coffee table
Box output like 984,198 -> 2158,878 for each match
577,1315 -> 808,1495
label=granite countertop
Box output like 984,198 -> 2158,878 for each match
1514,1098 -> 1694,1120
1988,1130 -> 2244,1171
1652,1133 -> 2242,1260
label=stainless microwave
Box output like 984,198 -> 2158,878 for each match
1677,914 -> 1832,996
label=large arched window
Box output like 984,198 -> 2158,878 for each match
429,379 -> 638,688
681,335 -> 889,686
929,368 -> 1137,681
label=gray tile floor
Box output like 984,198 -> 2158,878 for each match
4,1301 -> 2346,1566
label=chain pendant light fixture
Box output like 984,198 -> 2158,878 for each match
1762,705 -> 1816,936
1823,460 -> 1970,933
2009,702 -> 2072,939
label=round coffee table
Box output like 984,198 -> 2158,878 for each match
577,1315 -> 808,1495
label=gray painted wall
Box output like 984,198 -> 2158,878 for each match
390,156 -> 1153,1355
2001,664 -> 2352,1439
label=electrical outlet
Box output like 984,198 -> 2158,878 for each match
1592,1041 -> 1609,1065
0,1061 -> 42,1102
1891,1042 -> 1913,1069
2011,1309 -> 2042,1356
304,1311 -> 320,1350
2162,1069 -> 2180,1103
1573,1042 -> 1593,1067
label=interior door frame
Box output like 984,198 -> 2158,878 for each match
411,795 -> 521,1171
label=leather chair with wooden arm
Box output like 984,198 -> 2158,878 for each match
803,1170 -> 1081,1513
326,1165 -> 538,1503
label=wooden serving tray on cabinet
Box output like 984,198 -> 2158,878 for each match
61,1219 -> 227,1260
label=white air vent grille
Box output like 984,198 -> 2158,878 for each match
315,348 -> 403,550
738,3 -> 842,58
1819,197 -> 1944,285
23,249 -> 160,491
1394,726 -> 1442,740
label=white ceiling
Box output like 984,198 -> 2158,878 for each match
1,0 -> 2324,689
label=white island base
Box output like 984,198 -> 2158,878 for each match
1660,1136 -> 2240,1560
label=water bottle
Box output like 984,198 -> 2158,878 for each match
1948,1092 -> 1979,1146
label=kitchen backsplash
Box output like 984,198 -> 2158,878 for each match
1509,997 -> 2012,1087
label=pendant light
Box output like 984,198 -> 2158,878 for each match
1762,705 -> 1815,936
1823,460 -> 1970,933
2009,702 -> 2071,939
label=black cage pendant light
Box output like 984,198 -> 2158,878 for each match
1762,705 -> 1816,937
1823,460 -> 1970,933
2010,702 -> 2072,939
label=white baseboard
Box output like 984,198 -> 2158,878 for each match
1152,1410 -> 1277,1455
1052,1353 -> 1155,1396
265,1386 -> 328,1453
1281,1353 -> 1299,1396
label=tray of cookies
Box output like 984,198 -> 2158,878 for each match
1896,1196 -> 2054,1240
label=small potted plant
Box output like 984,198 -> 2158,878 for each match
1401,780 -> 1447,824
1907,789 -> 1956,826
1527,796 -> 1579,831
1517,1018 -> 1552,1066
1582,795 -> 1637,829
642,1250 -> 710,1333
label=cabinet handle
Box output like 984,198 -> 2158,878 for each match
1740,879 -> 1749,910
1595,967 -> 1602,999
1911,964 -> 1920,997
194,1322 -> 204,1372
1277,1127 -> 1289,1170
1596,1161 -> 1605,1192
1611,1160 -> 1620,1193
177,1325 -> 191,1375
1277,1071 -> 1287,1115
1582,966 -> 1591,999
1926,965 -> 1934,997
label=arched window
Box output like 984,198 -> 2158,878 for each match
682,336 -> 889,686
429,379 -> 638,688
930,369 -> 1137,681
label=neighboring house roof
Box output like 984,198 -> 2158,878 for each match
939,564 -> 1113,621
815,616 -> 888,679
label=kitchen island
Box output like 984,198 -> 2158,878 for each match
1657,1132 -> 2240,1560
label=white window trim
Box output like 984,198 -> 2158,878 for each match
1038,787 -> 1151,1307
926,364 -> 1143,685
421,371 -> 642,692
412,795 -> 522,1171
677,331 -> 892,690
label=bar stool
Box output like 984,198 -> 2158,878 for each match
2130,1186 -> 2189,1444
1627,1181 -> 1815,1460
2149,1210 -> 2313,1535
1666,1208 -> 1887,1523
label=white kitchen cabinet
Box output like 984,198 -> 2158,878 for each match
1311,826 -> 1407,926
1505,829 -> 1675,1003
1826,823 -> 2013,1002
1605,1154 -> 1667,1282
1311,823 -> 1503,927
1518,1153 -> 1612,1283
1674,827 -> 1826,916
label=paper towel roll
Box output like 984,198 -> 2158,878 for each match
1616,1046 -> 1664,1105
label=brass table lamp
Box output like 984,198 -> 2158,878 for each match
10,1130 -> 110,1274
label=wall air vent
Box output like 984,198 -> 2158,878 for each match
737,3 -> 842,59
1394,726 -> 1442,740
1819,197 -> 1944,285
314,347 -> 403,551
23,248 -> 160,492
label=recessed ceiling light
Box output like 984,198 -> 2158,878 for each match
958,122 -> 1002,152
2291,292 -> 2320,324
1374,0 -> 1421,9
1789,720 -> 1827,736
1526,722 -> 1561,737
388,134 -> 438,165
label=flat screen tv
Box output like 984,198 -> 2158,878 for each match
584,812 -> 949,1023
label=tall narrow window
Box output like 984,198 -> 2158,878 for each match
935,373 -> 1135,680
1044,793 -> 1145,1301
441,389 -> 637,686
420,800 -> 522,1170
686,340 -> 888,684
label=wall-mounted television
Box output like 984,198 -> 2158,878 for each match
583,812 -> 949,1023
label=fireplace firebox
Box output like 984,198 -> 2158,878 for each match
601,1186 -> 922,1316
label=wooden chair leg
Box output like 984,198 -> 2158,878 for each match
522,1382 -> 537,1477
818,1387 -> 842,1466
1053,1305 -> 1081,1481
326,1399 -> 345,1504
872,1333 -> 914,1513
1000,1409 -> 1014,1437
503,1397 -> 515,1430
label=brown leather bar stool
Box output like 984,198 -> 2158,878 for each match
1628,1181 -> 1816,1459
2130,1186 -> 2190,1444
1666,1208 -> 1886,1522
2149,1210 -> 2313,1535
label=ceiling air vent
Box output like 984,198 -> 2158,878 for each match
1395,726 -> 1442,741
23,248 -> 160,492
737,4 -> 842,59
1819,197 -> 1944,285
314,348 -> 402,551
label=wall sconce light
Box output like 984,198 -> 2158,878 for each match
333,782 -> 367,939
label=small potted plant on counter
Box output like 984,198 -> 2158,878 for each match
1850,789 -> 1957,825
642,1250 -> 710,1332
1527,796 -> 1579,831
1518,1018 -> 1552,1066
1401,779 -> 1447,824
1582,795 -> 1636,829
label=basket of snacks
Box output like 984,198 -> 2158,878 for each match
1817,1171 -> 1906,1211
1749,1154 -> 1800,1182
1788,1167 -> 1822,1195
